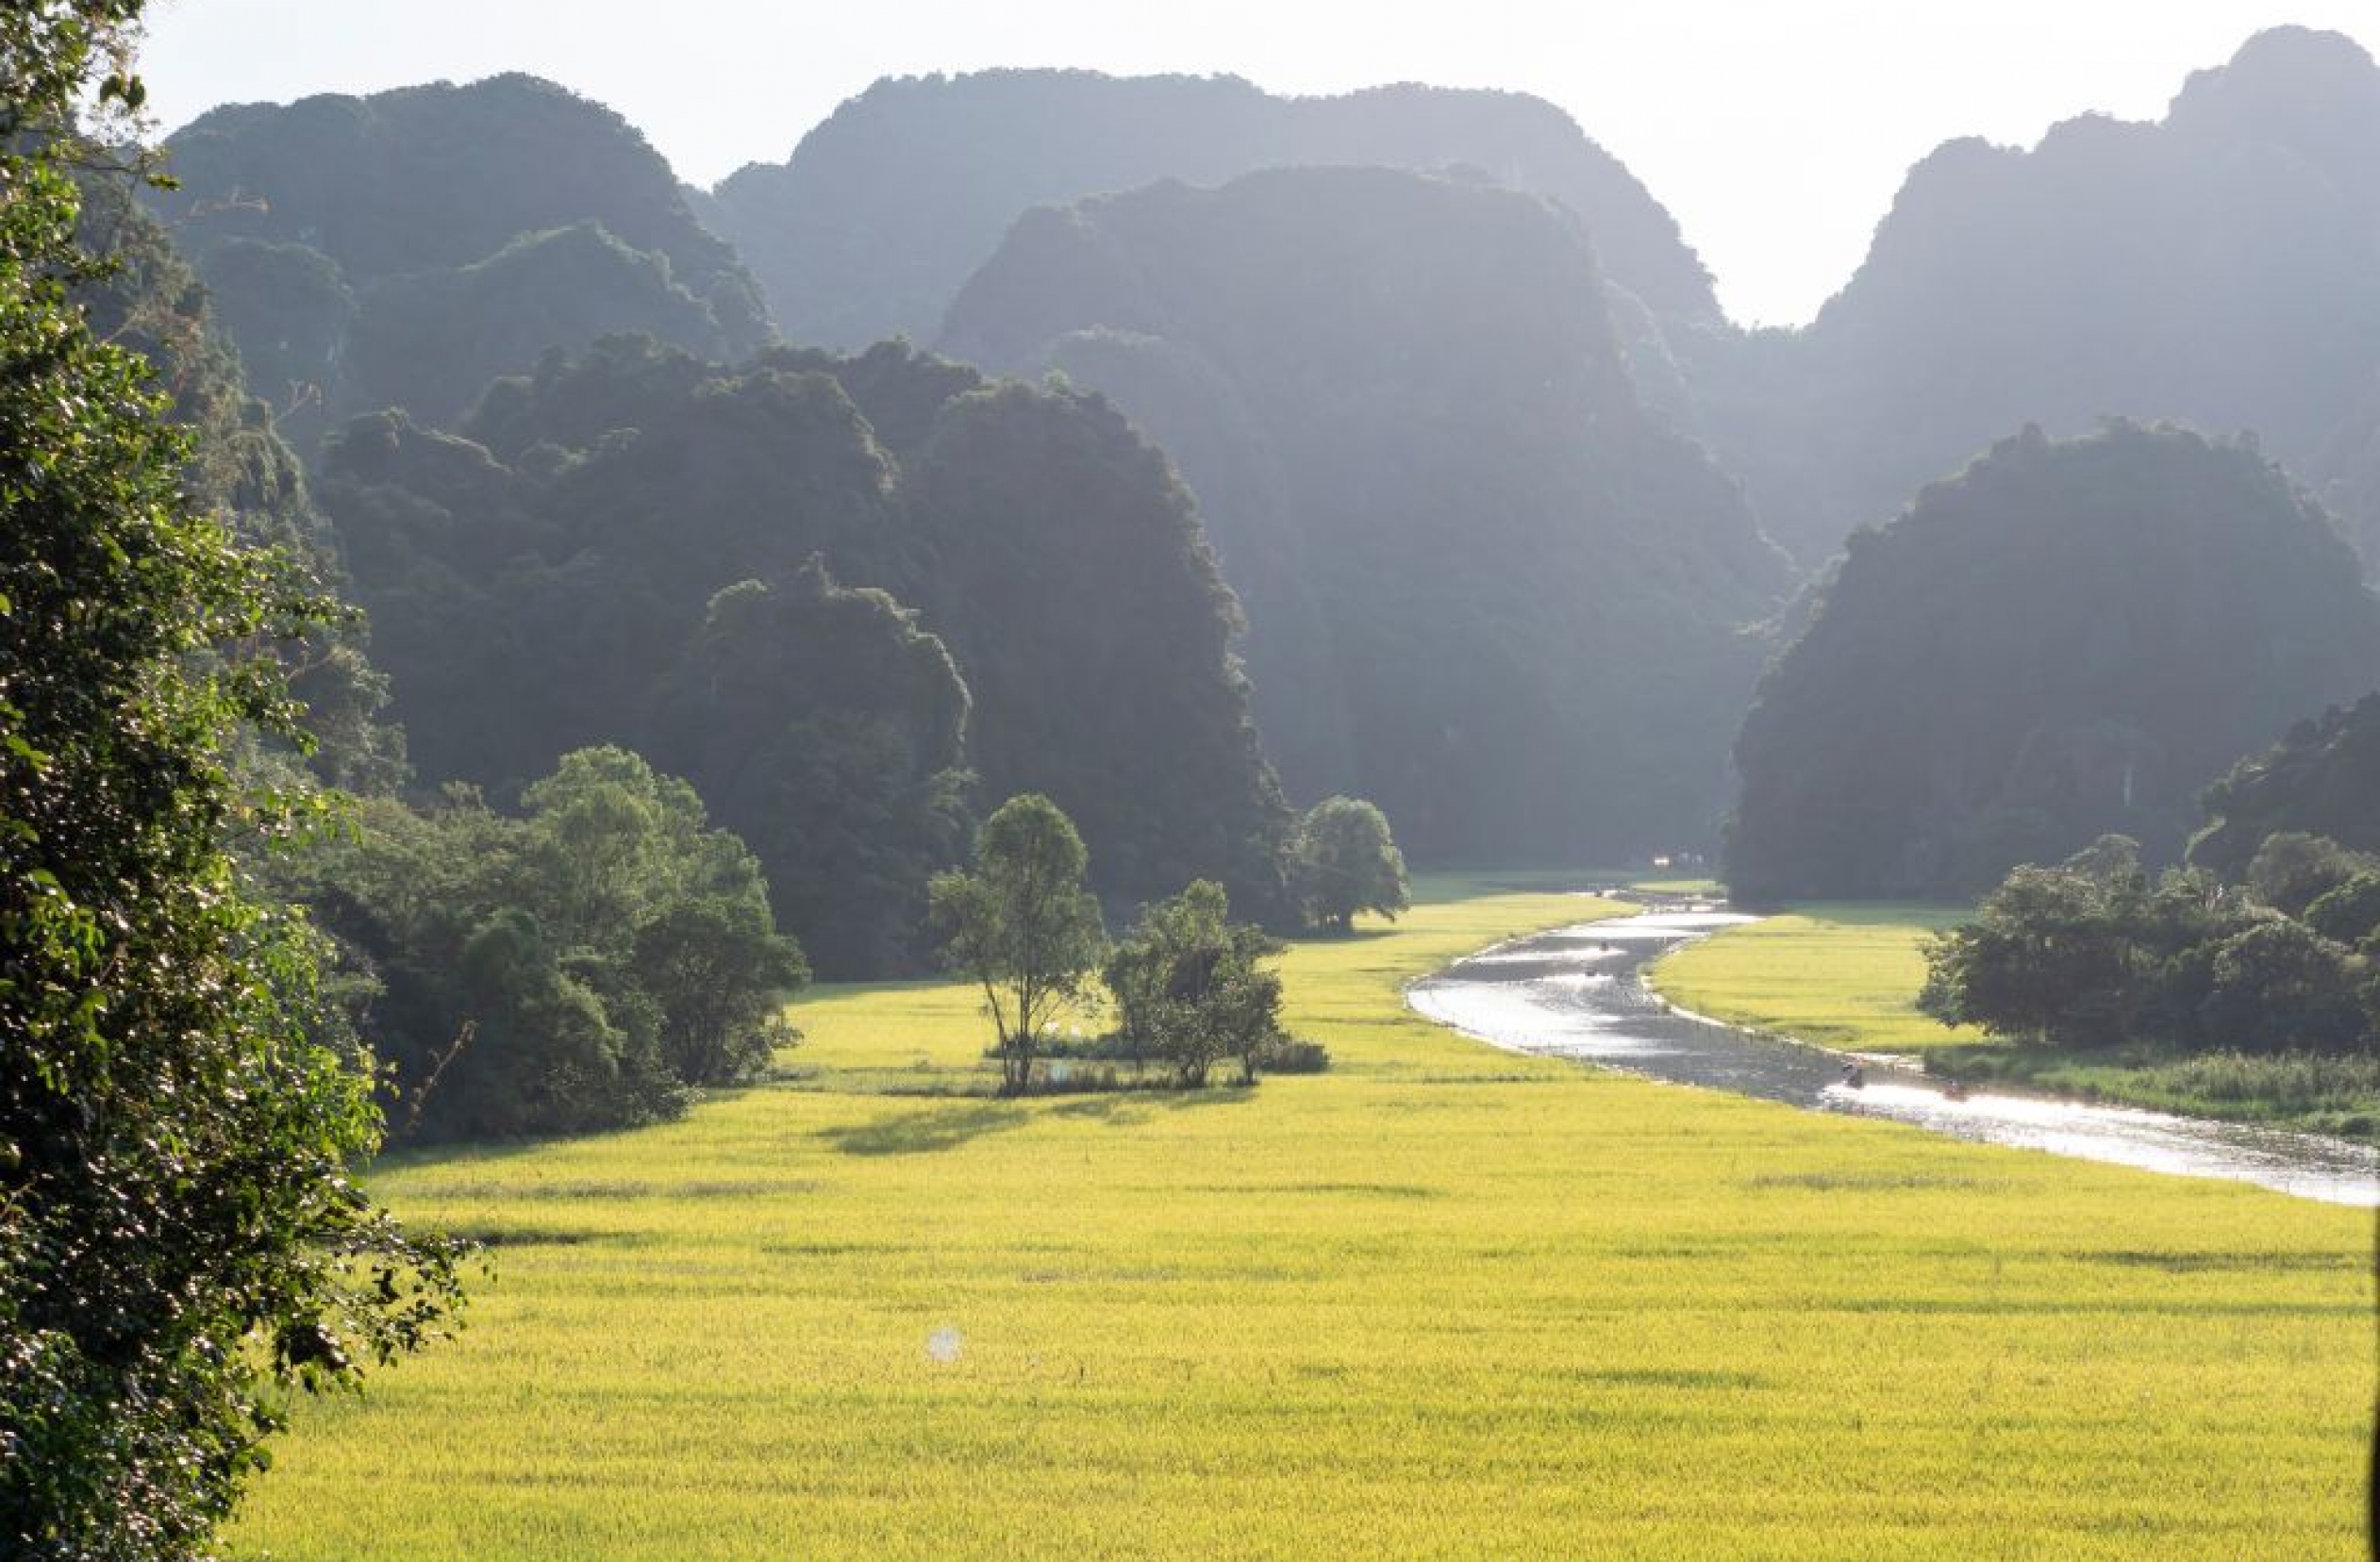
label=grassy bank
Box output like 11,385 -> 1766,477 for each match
229,878 -> 2372,1560
1652,906 -> 2380,1141
1649,904 -> 1983,1055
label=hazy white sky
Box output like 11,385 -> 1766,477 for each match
141,1 -> 2378,326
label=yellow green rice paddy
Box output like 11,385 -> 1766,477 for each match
227,879 -> 2374,1560
1651,904 -> 1983,1055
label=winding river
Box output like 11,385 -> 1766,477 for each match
1406,901 -> 2380,1207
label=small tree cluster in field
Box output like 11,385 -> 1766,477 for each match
934,797 -> 1321,1091
1106,881 -> 1291,1086
1921,833 -> 2377,1054
1290,796 -> 1409,933
289,747 -> 807,1138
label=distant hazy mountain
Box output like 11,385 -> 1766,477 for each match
153,75 -> 772,442
945,165 -> 1789,863
1690,26 -> 2380,576
708,69 -> 1718,351
1727,423 -> 2380,903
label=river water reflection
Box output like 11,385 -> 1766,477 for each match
1406,905 -> 2380,1207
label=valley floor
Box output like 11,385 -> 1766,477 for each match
229,878 -> 2373,1560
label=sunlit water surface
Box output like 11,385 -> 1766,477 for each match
1407,906 -> 2379,1207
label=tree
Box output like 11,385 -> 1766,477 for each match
2242,831 -> 2376,919
1105,881 -> 1288,1087
929,795 -> 1107,1092
2199,919 -> 2365,1054
1291,796 -> 1409,932
1918,860 -> 2139,1045
1,10 -> 459,1554
287,751 -> 806,1138
633,895 -> 807,1085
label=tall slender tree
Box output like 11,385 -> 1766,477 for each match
929,795 -> 1107,1092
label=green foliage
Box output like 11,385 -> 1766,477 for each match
1921,833 -> 2372,1055
1104,881 -> 1290,1086
707,69 -> 1717,353
1729,423 -> 2380,903
319,337 -> 1290,964
292,750 -> 806,1139
2241,831 -> 2376,919
655,562 -> 973,977
2305,872 -> 2380,946
2192,694 -> 2380,877
943,167 -> 1786,863
1290,796 -> 1410,933
930,796 -> 1108,1093
1919,852 -> 2145,1046
0,12 -> 460,1552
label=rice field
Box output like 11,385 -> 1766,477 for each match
226,879 -> 2374,1560
1650,904 -> 1984,1055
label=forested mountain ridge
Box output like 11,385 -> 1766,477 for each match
151,74 -> 772,442
75,173 -> 408,789
320,336 -> 1292,969
2190,693 -> 2380,878
1727,423 -> 2380,903
1687,26 -> 2380,574
945,166 -> 1789,862
707,69 -> 1718,351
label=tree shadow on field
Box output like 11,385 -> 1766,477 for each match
1284,926 -> 1396,946
819,1102 -> 1028,1156
1048,1088 -> 1259,1127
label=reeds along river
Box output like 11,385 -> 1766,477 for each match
1406,904 -> 2380,1207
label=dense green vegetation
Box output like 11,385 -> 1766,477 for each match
1921,835 -> 2374,1055
1290,795 -> 1409,932
1102,879 -> 1291,1086
1680,26 -> 2380,574
150,74 -> 771,442
945,166 -> 1789,860
222,880 -> 2373,1560
320,335 -> 1293,970
284,748 -> 807,1140
928,795 -> 1108,1093
1908,820 -> 2378,1138
2191,692 -> 2380,877
0,8 -> 457,1553
707,69 -> 1719,352
1728,423 -> 2380,903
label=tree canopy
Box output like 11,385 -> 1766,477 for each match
1,8 -> 459,1550
288,749 -> 807,1139
1290,797 -> 1411,932
2190,694 -> 2380,879
317,336 -> 1291,966
1104,880 -> 1289,1086
930,795 -> 1108,1093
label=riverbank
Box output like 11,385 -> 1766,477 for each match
1649,906 -> 2380,1146
227,877 -> 2372,1561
